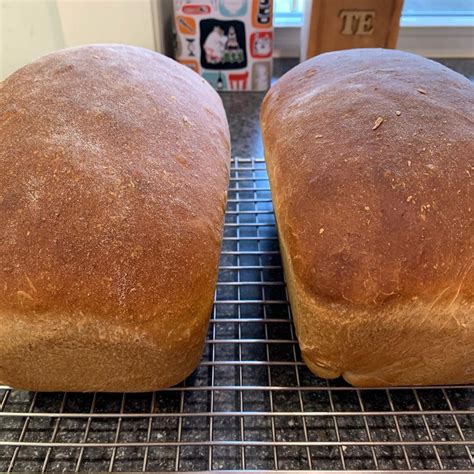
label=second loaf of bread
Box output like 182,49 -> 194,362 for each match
261,49 -> 474,386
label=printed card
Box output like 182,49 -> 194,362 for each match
174,0 -> 273,91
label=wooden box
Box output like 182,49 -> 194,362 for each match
302,0 -> 404,60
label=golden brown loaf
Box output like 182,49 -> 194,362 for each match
0,45 -> 230,392
261,49 -> 474,386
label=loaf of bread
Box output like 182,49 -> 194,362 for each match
261,49 -> 474,386
0,45 -> 230,392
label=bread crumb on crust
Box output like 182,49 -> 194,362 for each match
372,116 -> 384,130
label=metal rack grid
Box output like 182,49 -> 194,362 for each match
0,156 -> 473,472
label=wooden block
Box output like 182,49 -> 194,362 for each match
302,0 -> 404,60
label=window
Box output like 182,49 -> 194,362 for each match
274,0 -> 474,27
403,0 -> 473,17
401,0 -> 474,26
274,0 -> 304,26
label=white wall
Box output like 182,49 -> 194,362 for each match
1,0 -> 65,80
56,0 -> 156,51
1,0 -> 165,81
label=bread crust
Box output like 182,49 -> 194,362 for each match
261,49 -> 474,386
0,44 -> 230,391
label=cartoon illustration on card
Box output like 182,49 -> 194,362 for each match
219,0 -> 248,16
200,19 -> 247,69
251,31 -> 272,58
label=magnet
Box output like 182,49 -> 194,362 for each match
176,16 -> 196,35
219,0 -> 248,17
228,71 -> 249,90
250,31 -> 272,58
202,71 -> 228,90
252,0 -> 272,28
178,59 -> 200,73
185,38 -> 196,57
251,61 -> 271,90
182,4 -> 212,14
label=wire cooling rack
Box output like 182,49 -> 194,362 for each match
0,157 -> 473,472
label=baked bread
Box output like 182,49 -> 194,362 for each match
261,49 -> 474,386
0,45 -> 230,392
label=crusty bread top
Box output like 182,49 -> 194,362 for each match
261,49 -> 474,306
0,45 -> 230,322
